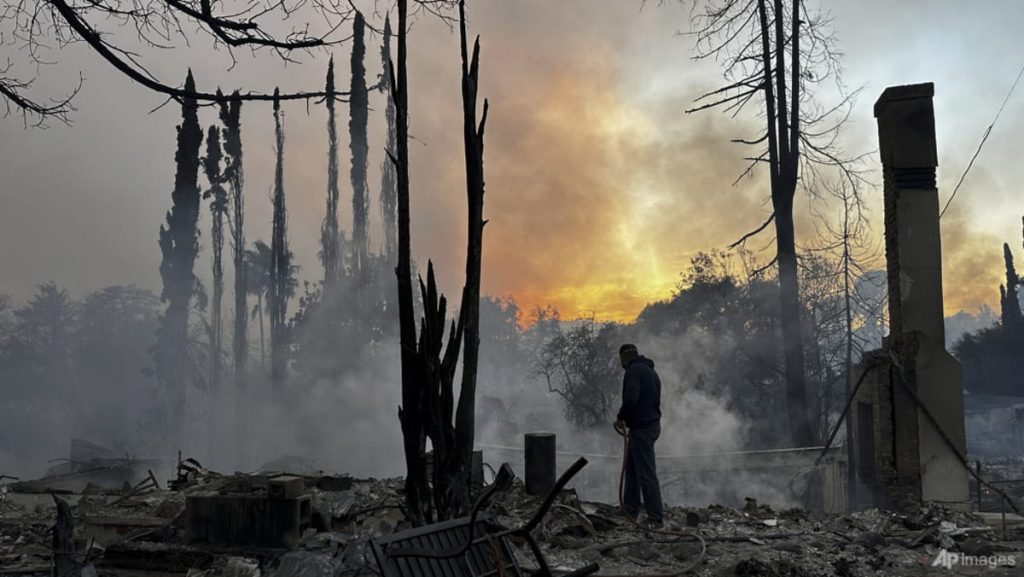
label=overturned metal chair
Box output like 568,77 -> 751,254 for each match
371,457 -> 599,577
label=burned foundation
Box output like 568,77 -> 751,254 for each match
852,83 -> 970,510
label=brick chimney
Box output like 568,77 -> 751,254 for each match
871,83 -> 969,508
875,83 -> 945,347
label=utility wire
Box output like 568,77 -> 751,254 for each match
940,60 -> 1024,219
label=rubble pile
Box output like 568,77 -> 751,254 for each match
1,461 -> 1022,577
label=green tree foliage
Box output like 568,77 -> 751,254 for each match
955,326 -> 1024,397
956,234 -> 1024,397
1000,242 -> 1022,327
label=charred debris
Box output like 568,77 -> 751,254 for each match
1,441 -> 1023,577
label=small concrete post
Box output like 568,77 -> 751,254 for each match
524,432 -> 556,496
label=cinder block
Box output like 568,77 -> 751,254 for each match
185,493 -> 311,549
269,475 -> 305,500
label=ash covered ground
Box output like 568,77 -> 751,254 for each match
2,456 -> 1022,577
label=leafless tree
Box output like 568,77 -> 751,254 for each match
0,0 -> 359,126
534,317 -> 621,430
686,0 -> 869,447
799,177 -> 884,507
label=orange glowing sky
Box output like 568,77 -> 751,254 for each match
1,0 -> 1023,323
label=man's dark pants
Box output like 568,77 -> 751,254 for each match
624,424 -> 664,523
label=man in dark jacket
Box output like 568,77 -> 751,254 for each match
614,343 -> 664,529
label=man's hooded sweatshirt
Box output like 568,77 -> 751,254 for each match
617,356 -> 661,429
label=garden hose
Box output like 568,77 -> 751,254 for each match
608,425 -> 706,576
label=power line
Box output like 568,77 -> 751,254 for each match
939,60 -> 1024,219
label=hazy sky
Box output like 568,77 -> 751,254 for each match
1,0 -> 1022,322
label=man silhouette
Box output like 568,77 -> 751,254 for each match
614,343 -> 664,529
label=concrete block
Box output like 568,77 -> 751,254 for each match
269,475 -> 305,500
185,493 -> 312,549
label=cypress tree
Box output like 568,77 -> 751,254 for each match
1001,242 -> 1022,326
155,70 -> 203,449
269,91 -> 291,402
321,58 -> 342,288
349,11 -> 369,272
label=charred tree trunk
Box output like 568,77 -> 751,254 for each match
322,59 -> 342,289
269,91 -> 290,403
379,16 -> 398,263
393,0 -> 429,527
203,126 -> 227,394
393,0 -> 488,524
419,262 -> 463,521
155,69 -> 203,450
841,189 -> 856,509
757,0 -> 813,447
451,0 -> 488,515
350,12 -> 369,273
